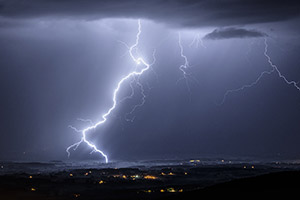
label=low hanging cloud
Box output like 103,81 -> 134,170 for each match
203,27 -> 268,40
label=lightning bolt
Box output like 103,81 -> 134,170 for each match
177,33 -> 200,100
66,19 -> 155,163
177,32 -> 192,97
263,38 -> 300,91
219,37 -> 300,105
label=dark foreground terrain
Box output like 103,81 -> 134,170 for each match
0,160 -> 299,199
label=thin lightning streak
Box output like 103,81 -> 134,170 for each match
149,50 -> 158,80
66,19 -> 155,163
125,76 -> 146,122
66,139 -> 83,157
218,67 -> 275,105
189,33 -> 207,49
219,37 -> 300,105
68,125 -> 82,133
76,118 -> 93,125
118,77 -> 136,104
177,32 -> 191,94
177,33 -> 200,100
124,50 -> 156,122
263,38 -> 300,91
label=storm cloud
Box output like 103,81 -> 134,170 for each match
203,27 -> 267,40
0,0 -> 299,28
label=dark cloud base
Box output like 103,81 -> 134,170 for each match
0,0 -> 300,28
203,27 -> 267,40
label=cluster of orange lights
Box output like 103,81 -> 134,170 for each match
144,188 -> 183,193
189,159 -> 200,163
110,174 -> 159,180
143,175 -> 157,180
161,172 -> 175,176
243,165 -> 255,169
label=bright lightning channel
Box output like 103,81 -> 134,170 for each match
66,19 -> 155,163
219,37 -> 300,105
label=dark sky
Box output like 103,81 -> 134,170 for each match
0,0 -> 300,162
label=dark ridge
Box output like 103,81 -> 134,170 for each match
166,170 -> 300,199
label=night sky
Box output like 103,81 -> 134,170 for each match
0,0 -> 300,162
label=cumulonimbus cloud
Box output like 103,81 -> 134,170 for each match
203,27 -> 268,40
